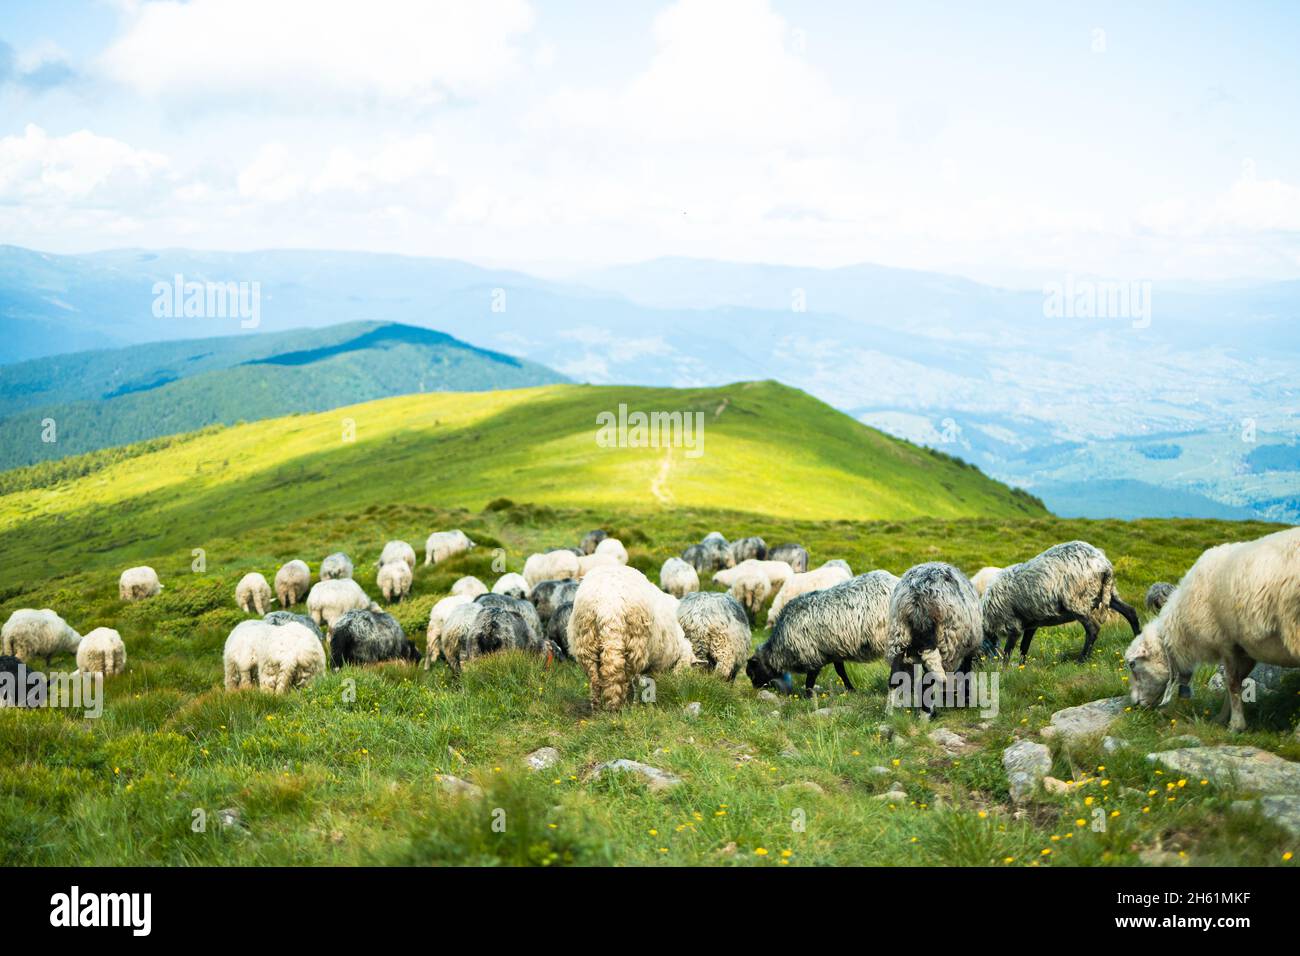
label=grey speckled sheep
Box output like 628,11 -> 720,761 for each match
885,563 -> 983,708
982,541 -> 1140,663
1145,582 -> 1175,614
1,609 -> 81,665
768,544 -> 809,574
530,578 -> 580,626
728,536 -> 768,564
580,529 -> 608,555
274,560 -> 311,607
475,593 -> 544,640
319,552 -> 354,581
263,610 -> 324,641
748,571 -> 899,695
683,534 -> 733,574
547,602 -> 574,657
445,604 -> 543,674
821,559 -> 852,575
236,572 -> 273,615
678,592 -> 751,681
659,557 -> 700,598
330,608 -> 420,668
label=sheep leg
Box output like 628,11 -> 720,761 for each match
1018,627 -> 1038,663
1074,621 -> 1099,662
833,661 -> 855,692
803,670 -> 819,698
1109,595 -> 1141,638
1001,631 -> 1020,665
1223,648 -> 1254,733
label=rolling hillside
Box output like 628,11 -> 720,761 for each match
0,321 -> 565,470
0,380 -> 1043,590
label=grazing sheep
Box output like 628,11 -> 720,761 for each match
768,544 -> 809,574
728,565 -> 772,621
235,572 -> 273,615
491,573 -> 531,600
578,552 -> 621,577
594,537 -> 629,565
523,549 -> 582,589
700,535 -> 734,571
377,560 -> 413,603
766,564 -> 853,627
443,604 -> 543,674
451,575 -> 488,598
223,620 -> 275,690
75,627 -> 126,676
746,571 -> 898,695
681,544 -> 710,574
433,602 -> 484,671
424,594 -> 473,668
568,565 -> 696,710
659,557 -> 700,599
1126,527 -> 1300,732
885,563 -> 983,715
319,552 -> 354,581
982,541 -> 1140,664
580,529 -> 608,555
678,592 -> 752,680
713,559 -> 794,593
264,611 -> 324,640
424,530 -> 475,566
547,602 -> 574,657
306,578 -> 372,629
1,609 -> 81,666
729,536 -> 768,564
0,654 -> 42,707
259,622 -> 327,694
530,578 -> 580,626
1145,582 -> 1175,614
274,560 -> 312,607
702,531 -> 726,546
330,608 -> 420,668
969,566 -> 1002,596
119,566 -> 162,601
475,593 -> 544,638
821,559 -> 852,575
376,540 -> 417,571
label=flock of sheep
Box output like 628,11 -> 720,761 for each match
2,523 -> 1298,734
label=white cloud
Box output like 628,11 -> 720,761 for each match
0,124 -> 168,203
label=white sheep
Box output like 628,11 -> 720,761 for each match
235,572 -> 273,615
728,565 -> 772,621
568,565 -> 696,710
713,558 -> 794,594
523,549 -> 581,588
377,560 -> 413,603
274,560 -> 311,607
1,609 -> 81,665
766,564 -> 853,627
491,572 -> 530,599
119,566 -> 162,602
76,627 -> 126,676
259,621 -> 327,694
424,594 -> 474,669
377,540 -> 417,571
969,566 -> 1002,596
594,537 -> 629,564
223,620 -> 273,690
659,557 -> 700,598
306,578 -> 372,629
424,530 -> 475,566
1126,527 -> 1300,732
452,575 -> 489,598
577,552 -> 620,578
319,552 -> 354,581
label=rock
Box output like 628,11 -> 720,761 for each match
779,781 -> 825,796
683,701 -> 702,718
217,807 -> 243,830
811,707 -> 834,718
1148,746 -> 1300,794
874,789 -> 908,802
589,759 -> 682,792
1003,740 -> 1052,803
434,774 -> 484,799
1041,776 -> 1072,796
524,746 -> 560,771
1210,663 -> 1288,694
876,723 -> 895,741
757,690 -> 781,702
868,765 -> 893,778
1040,696 -> 1127,743
1101,736 -> 1128,754
1231,795 -> 1300,836
928,728 -> 973,755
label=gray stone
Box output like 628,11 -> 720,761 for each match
874,789 -> 908,802
589,759 -> 682,792
524,746 -> 560,771
1002,740 -> 1052,803
1148,746 -> 1300,795
683,701 -> 702,718
1101,736 -> 1128,754
1210,663 -> 1289,694
1231,795 -> 1300,836
1040,696 -> 1127,743
928,727 -> 973,755
434,774 -> 484,799
868,765 -> 893,778
217,807 -> 244,830
811,707 -> 834,718
1042,776 -> 1072,796
757,689 -> 781,702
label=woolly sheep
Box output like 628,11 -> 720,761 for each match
223,620 -> 274,690
264,610 -> 324,640
443,604 -> 542,674
274,560 -> 311,607
594,537 -> 629,564
75,627 -> 126,676
523,549 -> 581,588
236,572 -> 273,615
982,541 -> 1139,664
1125,528 -> 1300,732
821,559 -> 852,575
577,552 -> 621,577
424,530 -> 475,566
659,557 -> 700,599
712,559 -> 793,593
748,570 -> 900,695
766,564 -> 853,627
728,536 -> 768,564
119,566 -> 162,602
319,552 -> 354,581
701,531 -> 727,546
452,575 -> 489,598
1,609 -> 81,665
768,544 -> 809,574
0,654 -> 42,708
259,621 -> 327,694
678,592 -> 751,680
377,560 -> 413,603
530,578 -> 580,626
424,594 -> 473,668
376,540 -> 417,571
330,608 -> 420,668
547,602 -> 574,658
580,529 -> 608,555
1145,582 -> 1175,614
885,563 -> 983,715
969,566 -> 1002,596
434,602 -> 484,671
306,578 -> 372,629
728,565 -> 772,621
492,572 -> 531,600
568,565 -> 695,710
475,593 -> 543,638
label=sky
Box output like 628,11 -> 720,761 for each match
1,0 -> 1298,286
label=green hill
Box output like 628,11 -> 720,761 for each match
0,321 -> 566,471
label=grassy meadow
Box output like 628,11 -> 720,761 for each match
0,382 -> 1295,866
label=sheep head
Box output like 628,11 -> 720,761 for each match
1124,623 -> 1174,707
